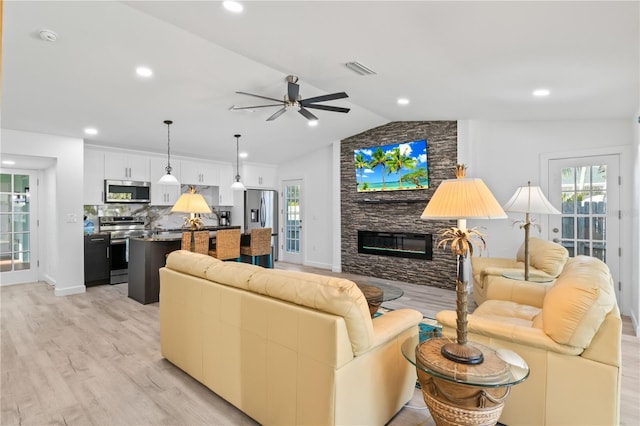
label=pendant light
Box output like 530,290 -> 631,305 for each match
158,120 -> 180,185
231,133 -> 246,191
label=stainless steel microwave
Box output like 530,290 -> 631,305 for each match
104,180 -> 151,203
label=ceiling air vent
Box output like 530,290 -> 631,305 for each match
345,61 -> 377,76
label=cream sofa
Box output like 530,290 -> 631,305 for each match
438,255 -> 621,426
159,250 -> 423,426
471,237 -> 569,305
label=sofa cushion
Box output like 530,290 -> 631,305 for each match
166,250 -> 222,279
247,269 -> 375,356
516,237 -> 568,277
542,256 -> 616,349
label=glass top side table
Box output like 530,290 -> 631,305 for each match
501,271 -> 554,283
401,335 -> 529,425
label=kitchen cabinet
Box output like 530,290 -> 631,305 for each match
217,163 -> 235,205
84,234 -> 110,286
104,152 -> 150,181
150,157 -> 181,205
242,163 -> 278,188
84,148 -> 105,205
180,160 -> 219,186
128,237 -> 181,304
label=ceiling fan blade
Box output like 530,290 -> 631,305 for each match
231,104 -> 284,110
302,104 -> 350,113
236,91 -> 284,103
300,92 -> 348,104
266,107 -> 287,121
298,107 -> 318,121
287,81 -> 300,102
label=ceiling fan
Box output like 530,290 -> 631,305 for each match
231,75 -> 350,122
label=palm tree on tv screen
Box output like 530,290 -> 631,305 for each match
386,147 -> 416,189
369,147 -> 389,190
402,167 -> 428,188
354,152 -> 368,190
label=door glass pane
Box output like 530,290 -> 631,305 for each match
285,184 -> 301,254
0,174 -> 10,192
559,164 -> 607,262
0,172 -> 31,273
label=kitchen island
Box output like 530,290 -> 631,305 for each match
128,226 -> 241,304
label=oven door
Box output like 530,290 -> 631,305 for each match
110,238 -> 129,284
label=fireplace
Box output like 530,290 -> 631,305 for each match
358,231 -> 432,260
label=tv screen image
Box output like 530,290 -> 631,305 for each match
353,139 -> 428,192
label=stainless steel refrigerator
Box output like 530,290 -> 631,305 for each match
244,189 -> 278,261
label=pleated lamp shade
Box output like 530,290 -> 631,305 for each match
171,188 -> 212,214
421,178 -> 507,220
503,184 -> 560,215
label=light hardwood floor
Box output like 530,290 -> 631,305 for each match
1,262 -> 638,426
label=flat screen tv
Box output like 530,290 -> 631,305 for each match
353,139 -> 428,192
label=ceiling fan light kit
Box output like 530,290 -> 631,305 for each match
233,75 -> 350,122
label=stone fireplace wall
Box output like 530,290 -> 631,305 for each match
340,121 -> 458,289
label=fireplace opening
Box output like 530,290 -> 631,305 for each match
357,231 -> 432,260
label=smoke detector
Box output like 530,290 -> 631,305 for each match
39,29 -> 58,42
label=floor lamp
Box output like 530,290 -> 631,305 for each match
171,186 -> 212,251
503,182 -> 561,281
421,165 -> 507,364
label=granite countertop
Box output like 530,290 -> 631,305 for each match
133,226 -> 242,242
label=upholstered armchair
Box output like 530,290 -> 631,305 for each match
471,237 -> 569,305
438,255 -> 621,426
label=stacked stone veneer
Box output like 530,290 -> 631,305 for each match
341,121 -> 458,289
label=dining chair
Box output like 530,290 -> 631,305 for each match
240,227 -> 272,268
208,228 -> 241,261
181,230 -> 210,255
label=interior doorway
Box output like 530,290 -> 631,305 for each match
281,179 -> 303,264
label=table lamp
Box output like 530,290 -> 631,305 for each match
421,165 -> 507,364
503,182 -> 561,281
171,186 -> 212,230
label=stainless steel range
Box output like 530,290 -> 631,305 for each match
98,216 -> 147,284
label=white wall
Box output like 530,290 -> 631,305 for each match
1,129 -> 85,295
632,113 -> 640,333
278,143 -> 335,269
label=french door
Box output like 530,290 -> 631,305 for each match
547,155 -> 620,302
281,179 -> 303,264
0,169 -> 39,285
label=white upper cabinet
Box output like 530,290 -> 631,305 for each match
241,163 -> 277,188
180,160 -> 219,186
149,157 -> 181,206
104,152 -> 150,181
84,148 -> 105,205
218,163 -> 234,206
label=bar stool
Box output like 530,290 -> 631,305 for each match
182,230 -> 210,255
208,228 -> 241,261
241,227 -> 272,268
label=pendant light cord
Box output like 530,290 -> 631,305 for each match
164,120 -> 173,174
235,134 -> 241,181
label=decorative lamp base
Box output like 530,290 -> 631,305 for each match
441,342 -> 484,365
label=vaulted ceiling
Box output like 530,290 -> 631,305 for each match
2,1 -> 638,165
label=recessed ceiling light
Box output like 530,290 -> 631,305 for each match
533,89 -> 550,97
136,66 -> 153,77
223,1 -> 243,13
239,152 -> 248,159
2,160 -> 16,165
397,98 -> 410,105
308,119 -> 319,127
84,127 -> 98,135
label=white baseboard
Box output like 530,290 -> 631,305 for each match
631,311 -> 639,337
332,264 -> 342,273
304,260 -> 332,270
54,285 -> 86,296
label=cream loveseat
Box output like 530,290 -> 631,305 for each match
471,237 -> 569,305
438,255 -> 621,426
159,250 -> 423,426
